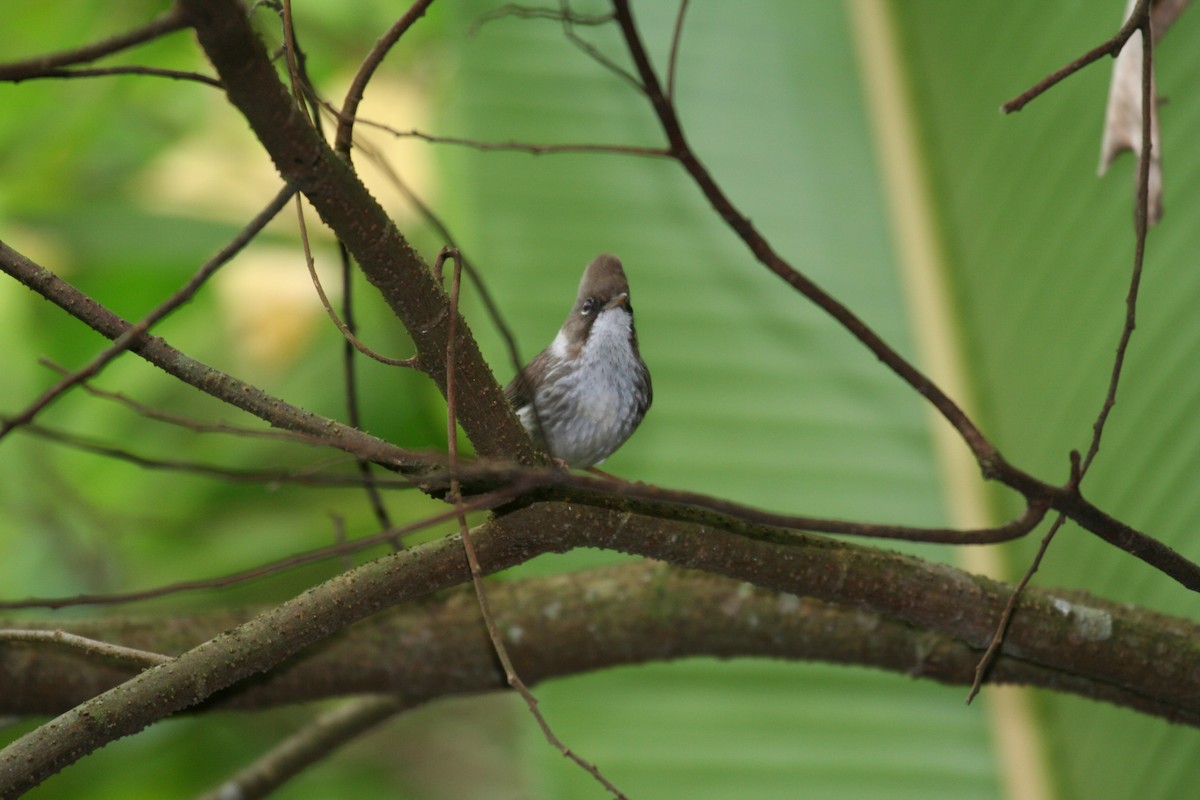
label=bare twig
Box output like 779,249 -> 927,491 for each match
0,485 -> 523,611
362,123 -> 671,158
334,0 -> 436,155
666,0 -> 691,102
968,515 -> 1069,704
606,0 -> 1200,590
0,6 -> 189,79
608,0 -> 997,473
1085,9 -> 1155,475
441,247 -> 628,800
0,186 -> 297,443
19,421 -> 381,487
328,2 -> 438,547
0,629 -> 171,668
0,241 -> 433,472
293,195 -> 418,366
2,65 -> 221,87
469,2 -> 613,35
197,696 -> 403,800
558,0 -> 642,91
279,0 -> 330,133
971,4 -> 1159,698
39,359 -> 322,444
1002,0 -> 1150,113
469,0 -> 638,90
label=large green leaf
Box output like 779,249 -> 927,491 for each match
896,3 -> 1200,799
4,1 -> 1198,797
439,1 -> 996,798
438,1 -> 1200,798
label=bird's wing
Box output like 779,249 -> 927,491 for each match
503,350 -> 546,410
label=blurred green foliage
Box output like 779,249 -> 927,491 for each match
2,1 -> 1199,798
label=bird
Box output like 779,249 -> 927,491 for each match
504,253 -> 652,469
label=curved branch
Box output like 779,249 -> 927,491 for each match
0,239 -> 426,472
0,6 -> 189,80
179,0 -> 538,465
1001,0 -> 1150,113
606,0 -> 1200,592
3,560 -> 1198,722
4,502 -> 1200,793
0,65 -> 221,87
609,0 -> 995,471
334,0 -> 436,156
196,697 -> 404,800
0,186 -> 295,442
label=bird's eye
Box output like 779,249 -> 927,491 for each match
580,298 -> 596,315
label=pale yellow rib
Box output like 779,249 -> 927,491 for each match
845,2 -> 1054,799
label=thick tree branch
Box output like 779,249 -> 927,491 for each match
0,239 -> 425,471
178,0 -> 537,465
4,503 -> 1200,793
3,561 -> 1198,725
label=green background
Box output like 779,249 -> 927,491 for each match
1,1 -> 1198,797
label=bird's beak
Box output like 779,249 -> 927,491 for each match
603,292 -> 630,311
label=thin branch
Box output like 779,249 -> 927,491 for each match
293,195 -> 418,367
0,186 -> 297,443
1083,8 -> 1155,474
469,2 -> 613,35
968,515 -> 1068,704
417,456 -> 1054,546
558,0 -> 642,90
608,0 -> 997,474
334,0 -> 436,156
197,696 -> 403,800
0,6 -> 189,78
666,0 -> 691,102
0,240 -> 432,472
468,0 -> 638,87
327,2 -> 438,546
18,421 -> 395,489
1,65 -> 222,87
442,248 -> 627,799
0,486 -> 523,611
971,4 -> 1161,697
332,1 -> 439,544
1002,0 -> 1150,113
0,629 -> 171,668
362,123 -> 671,158
279,0 -> 326,131
530,470 -> 1053,545
606,0 -> 1200,590
38,359 -> 323,444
